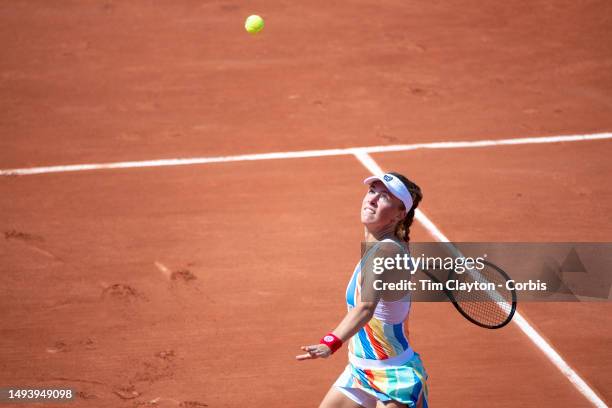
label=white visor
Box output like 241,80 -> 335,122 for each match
363,173 -> 413,211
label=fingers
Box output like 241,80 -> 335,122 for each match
296,345 -> 319,360
296,344 -> 332,360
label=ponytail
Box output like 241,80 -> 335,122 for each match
390,173 -> 423,243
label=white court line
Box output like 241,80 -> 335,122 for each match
1,132 -> 611,176
352,150 -> 609,408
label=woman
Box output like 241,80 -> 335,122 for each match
296,172 -> 428,408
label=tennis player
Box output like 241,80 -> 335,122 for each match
296,172 -> 428,408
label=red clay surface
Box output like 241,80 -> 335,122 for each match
374,140 -> 612,404
2,1 -> 612,169
1,1 -> 611,407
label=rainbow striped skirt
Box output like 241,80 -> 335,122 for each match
334,351 -> 429,408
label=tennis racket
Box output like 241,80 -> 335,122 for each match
420,260 -> 517,329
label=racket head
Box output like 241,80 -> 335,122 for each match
447,260 -> 517,329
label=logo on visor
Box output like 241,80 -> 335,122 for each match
383,175 -> 393,182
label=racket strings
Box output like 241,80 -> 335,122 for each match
450,264 -> 515,327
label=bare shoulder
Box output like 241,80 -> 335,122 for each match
360,238 -> 411,302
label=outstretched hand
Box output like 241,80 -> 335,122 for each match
296,344 -> 332,360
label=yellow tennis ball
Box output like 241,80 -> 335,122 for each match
245,15 -> 264,34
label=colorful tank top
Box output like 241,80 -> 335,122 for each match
346,239 -> 412,360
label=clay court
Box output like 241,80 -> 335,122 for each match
1,1 -> 611,407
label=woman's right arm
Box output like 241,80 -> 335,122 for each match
295,299 -> 377,360
296,244 -> 401,361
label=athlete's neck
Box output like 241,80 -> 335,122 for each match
364,224 -> 397,243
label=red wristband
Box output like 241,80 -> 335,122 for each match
320,333 -> 343,353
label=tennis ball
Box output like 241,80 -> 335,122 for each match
245,15 -> 264,34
